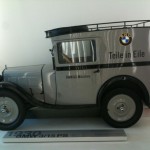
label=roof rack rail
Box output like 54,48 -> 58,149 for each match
45,20 -> 150,38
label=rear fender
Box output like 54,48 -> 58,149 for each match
97,75 -> 150,107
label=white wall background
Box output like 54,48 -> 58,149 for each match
0,0 -> 150,73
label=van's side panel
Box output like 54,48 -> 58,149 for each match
99,28 -> 150,100
52,28 -> 150,105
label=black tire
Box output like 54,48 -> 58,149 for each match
0,90 -> 26,130
101,88 -> 143,128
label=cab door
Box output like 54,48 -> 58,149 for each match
55,38 -> 101,105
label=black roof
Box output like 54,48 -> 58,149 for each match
45,20 -> 150,38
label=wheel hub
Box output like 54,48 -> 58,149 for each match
0,97 -> 19,124
116,102 -> 127,113
0,105 -> 10,114
107,94 -> 136,122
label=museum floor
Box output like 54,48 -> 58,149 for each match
0,108 -> 150,150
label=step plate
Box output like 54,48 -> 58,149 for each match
3,129 -> 127,143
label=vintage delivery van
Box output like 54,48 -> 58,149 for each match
0,20 -> 150,130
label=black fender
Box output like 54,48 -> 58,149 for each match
0,82 -> 35,107
97,75 -> 150,107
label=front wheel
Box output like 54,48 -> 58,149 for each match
101,88 -> 143,128
0,90 -> 26,130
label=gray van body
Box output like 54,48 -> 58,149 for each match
1,20 -> 150,130
2,21 -> 150,107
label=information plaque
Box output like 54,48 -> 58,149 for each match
3,129 -> 127,143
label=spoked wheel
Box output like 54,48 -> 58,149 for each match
0,90 -> 26,130
102,88 -> 143,128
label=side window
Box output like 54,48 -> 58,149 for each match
57,40 -> 96,64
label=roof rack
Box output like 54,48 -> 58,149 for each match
45,20 -> 150,38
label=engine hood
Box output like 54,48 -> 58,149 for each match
3,64 -> 44,101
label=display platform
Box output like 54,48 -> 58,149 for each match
0,108 -> 150,150
3,129 -> 127,143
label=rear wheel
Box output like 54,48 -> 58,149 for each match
0,90 -> 26,130
101,88 -> 143,128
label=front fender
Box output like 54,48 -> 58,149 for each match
0,82 -> 35,106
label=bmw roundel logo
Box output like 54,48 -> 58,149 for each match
119,33 -> 132,46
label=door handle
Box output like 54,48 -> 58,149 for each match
93,69 -> 100,73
